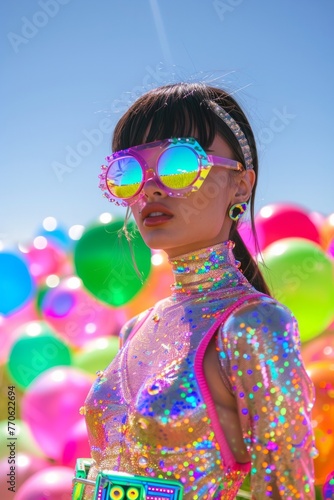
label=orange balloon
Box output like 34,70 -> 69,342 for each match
125,251 -> 173,318
320,213 -> 334,250
306,361 -> 334,485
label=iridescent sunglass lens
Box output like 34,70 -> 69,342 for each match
106,157 -> 143,199
157,146 -> 199,189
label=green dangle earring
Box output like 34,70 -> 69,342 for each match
228,202 -> 248,221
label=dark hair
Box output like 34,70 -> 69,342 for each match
112,82 -> 270,295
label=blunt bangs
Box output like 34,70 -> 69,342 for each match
112,83 -> 257,171
113,84 -> 223,153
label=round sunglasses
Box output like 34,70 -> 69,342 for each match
98,137 -> 244,207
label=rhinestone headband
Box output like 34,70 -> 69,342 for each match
207,101 -> 253,170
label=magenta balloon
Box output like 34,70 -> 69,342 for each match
61,419 -> 90,467
328,238 -> 334,258
41,277 -> 125,347
21,367 -> 93,461
238,221 -> 258,256
15,466 -> 73,500
0,453 -> 50,500
24,241 -> 70,283
255,203 -> 321,250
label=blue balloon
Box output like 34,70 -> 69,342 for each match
0,252 -> 35,315
37,226 -> 71,250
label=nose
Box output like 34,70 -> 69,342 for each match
142,176 -> 168,200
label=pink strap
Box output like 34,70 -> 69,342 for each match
194,293 -> 265,472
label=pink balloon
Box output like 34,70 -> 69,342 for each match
15,466 -> 73,500
22,367 -> 93,461
309,211 -> 325,230
328,238 -> 334,258
61,419 -> 90,467
0,453 -> 50,500
301,327 -> 334,365
238,221 -> 258,256
23,241 -> 70,283
41,277 -> 126,347
0,301 -> 38,363
255,203 -> 321,251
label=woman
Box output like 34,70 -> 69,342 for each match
81,83 -> 316,499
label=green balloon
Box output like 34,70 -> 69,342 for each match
6,322 -> 72,389
73,336 -> 119,375
260,238 -> 334,343
74,219 -> 151,306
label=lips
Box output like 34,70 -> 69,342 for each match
141,203 -> 174,226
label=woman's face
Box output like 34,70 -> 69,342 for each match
131,134 -> 253,258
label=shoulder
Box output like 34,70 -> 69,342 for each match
218,295 -> 300,351
230,294 -> 296,327
119,308 -> 152,348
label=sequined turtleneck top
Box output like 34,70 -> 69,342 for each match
83,241 -> 316,499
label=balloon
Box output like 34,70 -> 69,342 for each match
0,453 -> 50,500
74,219 -> 151,306
307,362 -> 334,485
125,250 -> 173,317
37,224 -> 72,251
255,203 -> 321,250
0,301 -> 38,363
6,321 -> 72,389
0,252 -> 35,315
21,367 -> 93,460
73,336 -> 119,374
41,276 -> 127,347
329,237 -> 334,259
0,364 -> 24,422
260,238 -> 334,342
24,239 -> 70,282
61,419 -> 90,467
15,466 -> 74,500
0,419 -> 45,459
301,327 -> 334,365
320,213 -> 334,250
238,221 -> 258,256
309,211 -> 326,231
323,471 -> 334,499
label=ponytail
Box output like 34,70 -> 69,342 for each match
230,224 -> 271,296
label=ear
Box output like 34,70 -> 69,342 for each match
231,169 -> 256,203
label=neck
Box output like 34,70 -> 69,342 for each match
169,240 -> 250,295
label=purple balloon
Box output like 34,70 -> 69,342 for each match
15,466 -> 73,500
22,367 -> 93,461
323,470 -> 334,499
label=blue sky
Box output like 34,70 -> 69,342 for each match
1,0 -> 334,246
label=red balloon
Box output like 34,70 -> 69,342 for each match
255,203 -> 321,250
15,466 -> 73,500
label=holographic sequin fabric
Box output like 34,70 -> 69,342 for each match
83,241 -> 316,499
